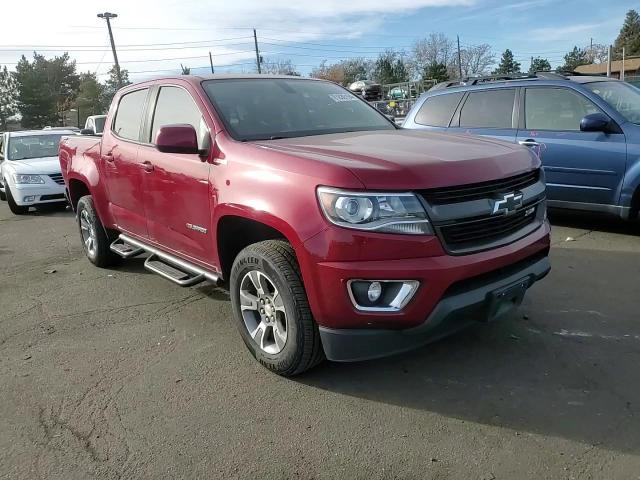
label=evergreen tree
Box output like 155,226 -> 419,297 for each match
101,65 -> 131,107
529,57 -> 552,74
0,66 -> 18,130
423,62 -> 449,82
74,73 -> 106,124
613,9 -> 640,59
560,46 -> 589,72
493,49 -> 521,75
373,51 -> 409,85
14,54 -> 57,128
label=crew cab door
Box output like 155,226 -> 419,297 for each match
448,88 -> 518,143
138,84 -> 214,265
516,86 -> 627,206
101,87 -> 150,237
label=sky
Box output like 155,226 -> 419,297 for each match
0,0 -> 632,81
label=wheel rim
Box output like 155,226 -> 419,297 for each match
239,270 -> 288,354
79,209 -> 97,257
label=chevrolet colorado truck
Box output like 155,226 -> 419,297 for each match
59,75 -> 551,376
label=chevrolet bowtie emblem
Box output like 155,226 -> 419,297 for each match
492,192 -> 524,216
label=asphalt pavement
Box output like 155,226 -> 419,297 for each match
1,202 -> 639,480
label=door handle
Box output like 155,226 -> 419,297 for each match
518,139 -> 540,147
141,161 -> 154,172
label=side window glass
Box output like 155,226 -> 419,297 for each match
525,88 -> 600,131
459,89 -> 515,128
151,86 -> 208,149
113,89 -> 148,141
414,92 -> 464,127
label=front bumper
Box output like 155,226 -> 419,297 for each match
320,252 -> 550,361
9,182 -> 66,206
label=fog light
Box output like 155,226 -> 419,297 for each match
23,196 -> 36,202
348,280 -> 420,312
367,281 -> 382,302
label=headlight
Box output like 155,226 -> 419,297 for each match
317,187 -> 433,235
13,174 -> 45,184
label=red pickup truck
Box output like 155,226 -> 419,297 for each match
59,75 -> 550,376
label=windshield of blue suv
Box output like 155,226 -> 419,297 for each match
584,81 -> 640,124
202,78 -> 395,141
7,134 -> 65,161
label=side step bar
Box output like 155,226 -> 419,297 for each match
110,234 -> 220,287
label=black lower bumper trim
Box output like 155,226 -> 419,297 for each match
319,255 -> 550,362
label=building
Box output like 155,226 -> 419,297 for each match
574,56 -> 640,79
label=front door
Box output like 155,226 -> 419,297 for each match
101,87 -> 150,237
138,85 -> 213,264
517,86 -> 627,206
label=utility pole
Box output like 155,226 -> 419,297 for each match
209,51 -> 215,74
253,29 -> 262,74
97,12 -> 122,88
456,35 -> 462,80
607,45 -> 612,77
590,37 -> 593,62
622,47 -> 626,81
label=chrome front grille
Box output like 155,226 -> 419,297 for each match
48,173 -> 65,185
418,169 -> 546,255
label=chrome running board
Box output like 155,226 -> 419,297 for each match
114,234 -> 220,287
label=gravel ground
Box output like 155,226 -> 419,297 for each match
0,202 -> 639,480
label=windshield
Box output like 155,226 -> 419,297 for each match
94,117 -> 106,134
7,134 -> 64,160
584,81 -> 640,124
202,78 -> 394,141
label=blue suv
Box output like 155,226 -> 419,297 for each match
403,74 -> 640,220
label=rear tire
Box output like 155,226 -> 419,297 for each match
5,185 -> 29,215
76,195 -> 120,268
230,240 -> 324,376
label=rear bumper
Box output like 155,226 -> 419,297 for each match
320,253 -> 550,362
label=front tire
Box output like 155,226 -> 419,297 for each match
76,195 -> 120,268
5,185 -> 29,215
230,240 -> 324,376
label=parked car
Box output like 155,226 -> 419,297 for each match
82,115 -> 107,135
348,80 -> 383,101
44,126 -> 81,133
388,85 -> 416,100
59,75 -> 550,376
0,130 -> 75,214
403,74 -> 640,220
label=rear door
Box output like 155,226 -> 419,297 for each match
101,87 -> 150,237
138,84 -> 214,265
449,88 -> 518,143
406,91 -> 465,131
516,86 -> 627,206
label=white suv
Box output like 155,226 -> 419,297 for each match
0,130 -> 75,215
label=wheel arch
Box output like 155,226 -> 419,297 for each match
216,213 -> 297,282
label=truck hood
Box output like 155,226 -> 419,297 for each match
5,156 -> 62,175
255,130 -> 538,190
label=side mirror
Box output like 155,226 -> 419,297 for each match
80,128 -> 94,135
155,124 -> 199,154
580,113 -> 611,132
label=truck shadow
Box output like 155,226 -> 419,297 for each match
299,247 -> 640,455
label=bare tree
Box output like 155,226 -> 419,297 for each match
586,43 -> 609,64
452,44 -> 495,78
411,33 -> 455,79
262,59 -> 300,76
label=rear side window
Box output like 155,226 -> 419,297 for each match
414,92 -> 464,127
150,86 -> 208,148
113,89 -> 148,141
525,88 -> 600,131
459,89 -> 515,128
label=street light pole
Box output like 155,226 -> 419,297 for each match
97,12 -> 123,88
